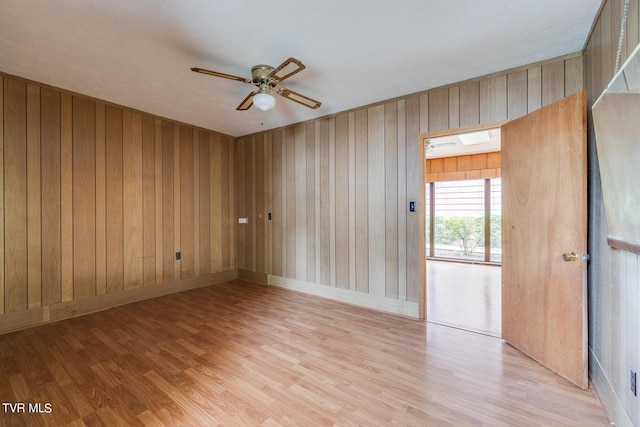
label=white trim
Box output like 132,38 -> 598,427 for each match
589,348 -> 632,427
267,275 -> 420,318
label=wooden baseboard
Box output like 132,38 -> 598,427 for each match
0,270 -> 238,335
589,348 -> 632,427
238,269 -> 268,284
267,275 -> 420,318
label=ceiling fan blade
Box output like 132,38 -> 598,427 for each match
278,88 -> 321,109
268,58 -> 305,82
191,67 -> 251,83
237,91 -> 257,111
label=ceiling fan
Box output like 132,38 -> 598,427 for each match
191,57 -> 321,112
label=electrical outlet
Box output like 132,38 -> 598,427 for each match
631,369 -> 637,397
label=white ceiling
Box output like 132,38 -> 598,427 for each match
0,0 -> 602,137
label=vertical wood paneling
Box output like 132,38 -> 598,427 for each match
193,130 -> 200,277
542,61 -> 566,106
565,56 -> 584,96
305,123 -> 316,282
142,115 -> 156,286
397,100 -> 407,301
229,135 -> 236,270
95,102 -> 106,295
235,139 -> 246,269
335,114 -> 349,289
583,3 -> 640,426
329,118 -> 337,287
448,87 -> 460,129
508,70 -> 528,119
40,87 -> 61,306
405,96 -> 420,303
480,75 -> 507,122
270,130 -> 282,276
0,74 -> 236,328
123,111 -> 143,289
211,133 -> 222,273
0,78 -> 3,313
319,121 -> 331,286
460,82 -> 480,126
285,128 -> 296,278
256,133 -> 267,274
60,93 -> 73,302
4,79 -> 28,312
368,105 -> 385,297
162,121 -> 174,281
106,106 -> 123,293
27,84 -> 41,308
154,118 -> 163,283
354,110 -> 368,293
173,126 -> 181,279
220,136 -> 231,271
180,126 -> 194,279
385,101 -> 399,299
527,66 -> 542,111
72,96 -> 96,299
428,89 -> 449,131
294,125 -> 307,280
348,112 -> 357,291
199,131 -> 211,275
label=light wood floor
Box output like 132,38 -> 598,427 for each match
1,280 -> 609,426
427,260 -> 502,337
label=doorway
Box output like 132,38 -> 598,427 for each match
423,127 -> 502,336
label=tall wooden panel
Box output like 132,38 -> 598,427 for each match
27,84 -> 41,308
60,93 -> 73,302
105,106 -> 124,293
319,120 -> 331,286
0,78 -> 3,314
480,75 -> 507,122
294,125 -> 307,281
459,82 -> 480,126
123,111 -> 143,289
335,114 -> 350,289
354,110 -> 368,293
95,102 -> 106,296
305,124 -> 316,282
40,87 -> 61,306
384,101 -> 399,299
142,115 -> 156,286
162,121 -> 175,281
180,126 -> 194,279
220,136 -> 231,271
72,96 -> 96,299
405,95 -> 420,302
428,89 -> 449,131
199,131 -> 211,275
235,138 -> 246,269
270,130 -> 283,277
285,128 -> 296,278
154,118 -> 163,284
4,79 -> 28,312
210,133 -> 222,273
507,70 -> 528,119
368,105 -> 385,297
396,100 -> 407,300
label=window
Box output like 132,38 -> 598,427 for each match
426,178 -> 501,263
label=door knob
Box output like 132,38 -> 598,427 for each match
562,252 -> 578,261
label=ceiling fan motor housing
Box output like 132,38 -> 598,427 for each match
251,65 -> 276,86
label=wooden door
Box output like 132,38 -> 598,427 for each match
501,90 -> 588,389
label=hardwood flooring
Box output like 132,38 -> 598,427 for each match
427,260 -> 502,337
1,280 -> 609,426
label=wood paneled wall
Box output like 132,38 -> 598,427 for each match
583,1 -> 640,426
235,54 -> 583,316
426,152 -> 501,182
0,74 -> 236,334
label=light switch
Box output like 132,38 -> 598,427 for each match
238,217 -> 248,224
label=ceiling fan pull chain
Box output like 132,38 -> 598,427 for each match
615,0 -> 631,74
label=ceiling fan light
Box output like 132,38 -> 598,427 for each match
253,92 -> 276,111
